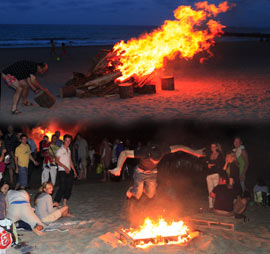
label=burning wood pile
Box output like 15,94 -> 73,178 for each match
60,1 -> 232,99
118,217 -> 199,249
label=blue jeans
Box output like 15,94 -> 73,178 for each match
18,166 -> 28,188
130,167 -> 157,199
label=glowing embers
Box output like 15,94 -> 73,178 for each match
119,217 -> 199,249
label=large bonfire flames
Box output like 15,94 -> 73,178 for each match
108,1 -> 232,83
26,124 -> 78,150
121,217 -> 198,249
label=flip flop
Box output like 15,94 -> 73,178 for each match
11,109 -> 22,115
21,101 -> 33,106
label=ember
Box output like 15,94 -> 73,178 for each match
120,217 -> 199,249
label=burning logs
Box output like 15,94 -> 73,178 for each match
80,71 -> 121,89
161,76 -> 174,90
119,83 -> 134,99
34,89 -> 56,108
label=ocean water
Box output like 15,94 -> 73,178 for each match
0,24 -> 269,48
0,24 -> 157,48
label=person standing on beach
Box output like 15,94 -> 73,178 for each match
232,137 -> 249,192
54,135 -> 77,206
61,43 -> 67,56
15,134 -> 38,190
109,142 -> 205,200
50,39 -> 56,56
3,125 -> 17,186
1,61 -> 48,114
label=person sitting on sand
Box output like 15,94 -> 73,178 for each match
0,180 -> 20,246
222,153 -> 242,199
109,142 -> 205,200
210,171 -> 249,218
5,189 -> 44,236
1,60 -> 48,114
35,182 -> 71,224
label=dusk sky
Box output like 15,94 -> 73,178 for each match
0,0 -> 269,27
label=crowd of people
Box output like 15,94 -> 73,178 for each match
0,124 -> 269,252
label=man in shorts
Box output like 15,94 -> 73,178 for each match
1,60 -> 48,114
109,142 -> 205,200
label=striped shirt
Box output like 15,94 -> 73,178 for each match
2,60 -> 38,80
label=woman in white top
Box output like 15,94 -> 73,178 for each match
35,182 -> 71,223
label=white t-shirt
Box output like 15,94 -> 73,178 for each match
56,146 -> 71,172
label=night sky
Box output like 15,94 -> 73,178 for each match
0,0 -> 269,27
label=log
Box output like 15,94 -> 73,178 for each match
79,71 -> 121,89
92,51 -> 117,74
119,83 -> 134,99
136,73 -> 154,88
59,86 -> 76,98
161,76 -> 174,90
34,89 -> 56,108
135,84 -> 156,94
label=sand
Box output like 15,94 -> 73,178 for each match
1,41 -> 270,125
6,179 -> 270,254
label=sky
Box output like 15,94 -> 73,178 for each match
0,0 -> 269,28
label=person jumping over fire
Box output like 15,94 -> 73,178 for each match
1,60 -> 48,114
109,142 -> 205,200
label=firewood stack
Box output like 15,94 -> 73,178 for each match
60,49 -> 156,99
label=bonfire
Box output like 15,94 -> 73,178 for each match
61,1 -> 232,98
119,217 -> 199,249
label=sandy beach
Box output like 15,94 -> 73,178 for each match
5,177 -> 270,254
1,41 -> 270,125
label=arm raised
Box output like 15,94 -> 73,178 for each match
169,145 -> 205,158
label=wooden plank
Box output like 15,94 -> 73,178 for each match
189,218 -> 234,231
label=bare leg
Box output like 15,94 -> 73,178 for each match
20,80 -> 30,104
11,83 -> 23,111
60,205 -> 73,217
22,85 -> 29,103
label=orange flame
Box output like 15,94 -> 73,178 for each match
123,217 -> 195,249
26,124 -> 78,151
109,1 -> 232,82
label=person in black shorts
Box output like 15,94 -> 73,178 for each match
109,142 -> 205,200
1,60 -> 48,114
210,171 -> 248,217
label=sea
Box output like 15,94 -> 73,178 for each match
0,24 -> 269,48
